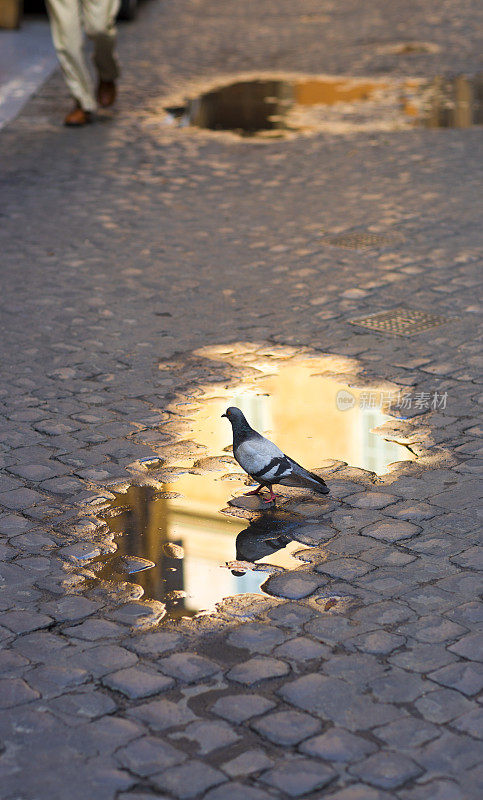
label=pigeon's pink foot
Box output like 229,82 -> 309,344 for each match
264,489 -> 277,503
244,484 -> 263,496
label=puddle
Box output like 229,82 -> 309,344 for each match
184,351 -> 412,476
91,348 -> 414,620
164,73 -> 483,136
95,485 -> 306,619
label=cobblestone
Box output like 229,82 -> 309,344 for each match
172,719 -> 239,753
451,708 -> 483,739
63,618 -> 125,640
0,677 -> 39,707
429,661 -> 483,696
415,730 -> 482,778
273,635 -> 329,661
261,571 -> 326,599
350,630 -> 404,655
300,727 -> 377,762
227,623 -> 286,653
316,557 -> 373,580
2,609 -> 53,634
328,786 -> 391,800
400,616 -> 467,644
76,644 -> 138,678
374,715 -> 440,749
390,643 -> 458,672
251,709 -> 320,745
222,749 -> 274,777
279,674 -> 402,730
71,715 -> 143,755
116,735 -> 186,776
227,657 -> 290,685
151,760 -> 226,798
369,669 -> 429,703
260,758 -> 336,795
448,632 -> 483,661
350,751 -> 422,789
211,693 -> 276,723
204,783 -> 273,800
42,595 -> 100,622
26,664 -> 88,697
398,779 -> 464,800
126,698 -> 196,730
159,653 -> 220,683
0,0 -> 481,796
361,521 -> 421,543
49,688 -> 117,722
102,666 -> 174,698
415,687 -> 474,724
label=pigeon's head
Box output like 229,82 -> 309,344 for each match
221,406 -> 247,426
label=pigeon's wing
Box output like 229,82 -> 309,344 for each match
234,434 -> 330,495
234,435 -> 292,482
277,456 -> 330,494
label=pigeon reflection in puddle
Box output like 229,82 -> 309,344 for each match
229,513 -> 301,576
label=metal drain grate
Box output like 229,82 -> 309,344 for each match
350,308 -> 453,336
327,232 -> 400,249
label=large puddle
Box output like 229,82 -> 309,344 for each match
92,349 -> 414,621
164,73 -> 483,137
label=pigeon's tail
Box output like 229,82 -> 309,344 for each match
280,461 -> 330,494
301,469 -> 330,494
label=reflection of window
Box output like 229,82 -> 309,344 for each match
236,571 -> 263,593
361,411 -> 382,473
232,391 -> 271,433
360,411 -> 405,474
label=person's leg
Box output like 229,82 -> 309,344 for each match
82,0 -> 121,106
45,0 -> 97,115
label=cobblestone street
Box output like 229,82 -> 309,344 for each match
0,1 -> 482,799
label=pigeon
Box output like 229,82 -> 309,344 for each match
222,406 -> 329,502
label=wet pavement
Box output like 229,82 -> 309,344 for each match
0,1 -> 482,799
91,349 -> 412,617
165,73 -> 483,136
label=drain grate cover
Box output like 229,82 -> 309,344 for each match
350,308 -> 453,336
327,232 -> 400,249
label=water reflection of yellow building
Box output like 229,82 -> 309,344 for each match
189,362 -> 409,476
107,355 -> 411,616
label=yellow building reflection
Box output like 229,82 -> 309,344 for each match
188,358 -> 411,476
105,352 -> 412,617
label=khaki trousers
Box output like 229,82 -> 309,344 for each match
46,0 -> 121,111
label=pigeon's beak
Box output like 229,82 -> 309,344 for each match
221,413 -> 227,418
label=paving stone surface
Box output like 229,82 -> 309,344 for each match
211,693 -> 276,723
300,727 -> 377,762
116,735 -> 187,777
350,751 -> 423,789
250,708 -> 321,745
221,749 -> 274,778
260,757 -> 336,795
102,666 -> 174,698
227,657 -> 290,685
0,0 -> 482,797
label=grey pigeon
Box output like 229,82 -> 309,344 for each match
222,406 -> 329,502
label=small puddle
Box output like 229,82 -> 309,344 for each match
164,73 -> 483,136
91,348 -> 414,620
